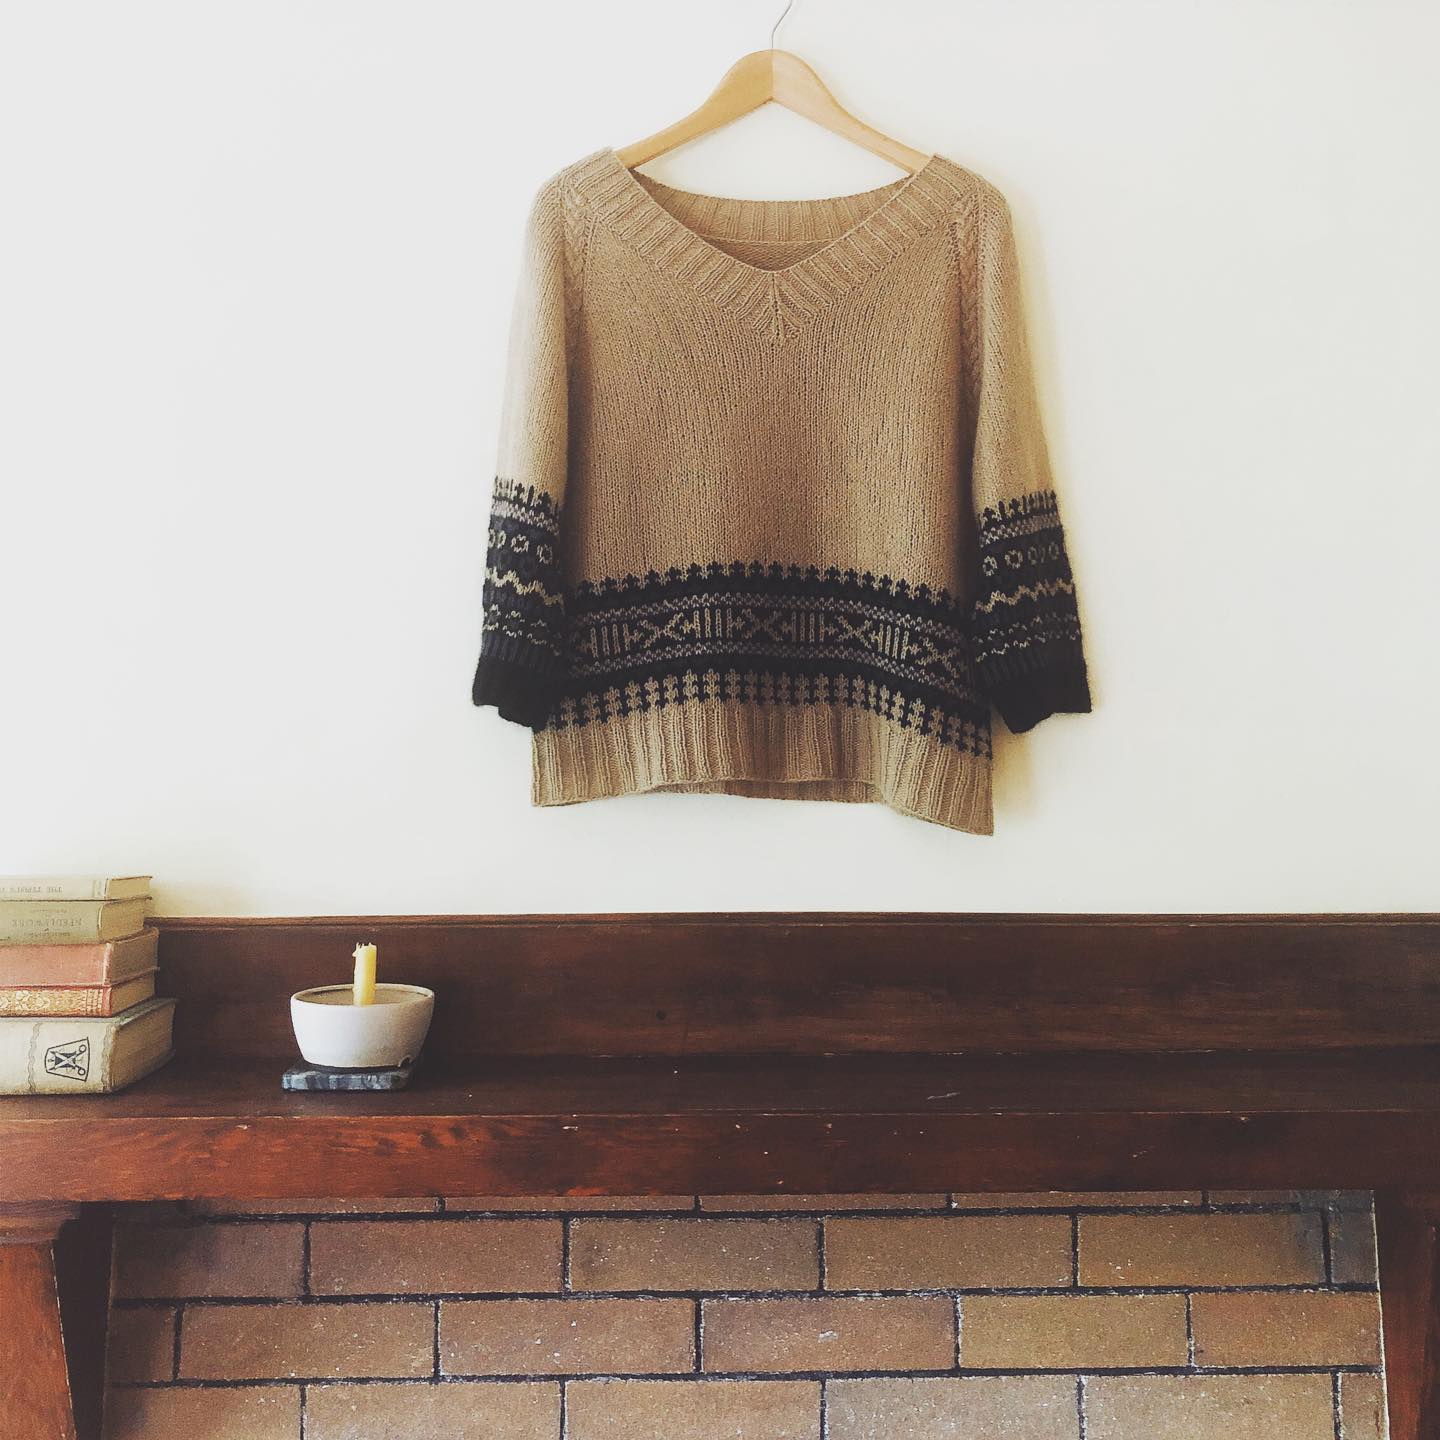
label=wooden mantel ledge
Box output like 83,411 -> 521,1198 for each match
3,1049 -> 1440,1203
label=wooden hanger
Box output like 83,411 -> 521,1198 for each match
616,5 -> 930,174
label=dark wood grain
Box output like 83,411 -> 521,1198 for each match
1376,1191 -> 1440,1440
152,913 -> 1440,1060
4,1052 -> 1440,1202
0,1208 -> 79,1440
53,1206 -> 112,1440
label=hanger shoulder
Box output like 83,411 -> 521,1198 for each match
771,52 -> 930,172
616,49 -> 930,174
615,52 -> 775,169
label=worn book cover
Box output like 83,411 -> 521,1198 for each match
0,927 -> 159,986
0,875 -> 152,901
0,897 -> 149,944
0,997 -> 176,1094
0,970 -> 158,1018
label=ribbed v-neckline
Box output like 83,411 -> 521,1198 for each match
568,146 -> 972,344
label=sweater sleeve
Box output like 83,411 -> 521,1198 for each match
472,176 -> 576,729
966,184 -> 1091,734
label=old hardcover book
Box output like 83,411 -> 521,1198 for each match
0,970 -> 158,1018
0,897 -> 149,944
0,927 -> 159,987
0,997 -> 176,1095
0,875 -> 152,901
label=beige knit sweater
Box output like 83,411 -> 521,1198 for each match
473,147 -> 1089,832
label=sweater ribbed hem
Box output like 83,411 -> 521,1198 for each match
531,700 -> 993,835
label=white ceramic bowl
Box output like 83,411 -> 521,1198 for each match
290,984 -> 435,1069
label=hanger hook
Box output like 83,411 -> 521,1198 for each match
770,0 -> 795,49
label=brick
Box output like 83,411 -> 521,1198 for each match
1086,1374 -> 1336,1440
1329,1206 -> 1380,1284
824,1215 -> 1072,1289
440,1298 -> 694,1375
569,1218 -> 818,1292
1207,1190 -> 1306,1205
1079,1212 -> 1324,1286
701,1194 -> 946,1212
1191,1290 -> 1381,1366
309,1218 -> 561,1294
105,1305 -> 176,1383
103,1386 -> 300,1440
446,1195 -> 691,1212
567,1379 -> 819,1439
961,1294 -> 1188,1369
180,1300 -> 434,1380
1340,1373 -> 1390,1440
828,1376 -> 1078,1440
949,1192 -> 1201,1209
702,1296 -> 954,1372
306,1381 -> 559,1439
189,1197 -> 440,1215
113,1220 -> 304,1298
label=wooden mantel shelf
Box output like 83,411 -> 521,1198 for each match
2,913 -> 1440,1439
4,1048 -> 1440,1203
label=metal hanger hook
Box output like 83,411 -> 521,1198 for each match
770,0 -> 795,49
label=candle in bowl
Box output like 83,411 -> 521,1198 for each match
352,942 -> 377,1006
291,939 -> 434,1071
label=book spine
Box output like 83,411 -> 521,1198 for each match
0,988 -> 111,1018
0,901 -> 105,943
0,950 -> 108,986
0,879 -> 108,900
0,929 -> 157,986
0,1015 -> 114,1094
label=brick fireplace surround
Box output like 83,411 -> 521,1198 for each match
6,914 -> 1439,1440
105,1190 -> 1386,1440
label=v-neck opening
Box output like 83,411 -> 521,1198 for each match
618,151 -> 939,277
567,145 -> 974,343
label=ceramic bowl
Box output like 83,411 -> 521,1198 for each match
290,984 -> 434,1069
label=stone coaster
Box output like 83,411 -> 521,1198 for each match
282,1061 -> 414,1092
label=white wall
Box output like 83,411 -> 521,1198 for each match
2,1 -> 1437,915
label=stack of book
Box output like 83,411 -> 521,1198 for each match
0,876 -> 177,1094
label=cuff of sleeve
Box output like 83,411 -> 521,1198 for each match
992,662 -> 1092,735
472,655 -> 558,730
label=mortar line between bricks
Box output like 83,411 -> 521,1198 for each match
1321,1207 -> 1336,1286
1070,1214 -> 1080,1287
1077,1375 -> 1088,1440
299,1382 -> 308,1440
693,1298 -> 704,1374
111,1365 -> 1385,1389
1185,1293 -> 1196,1367
559,1376 -> 568,1440
562,1217 -> 572,1294
165,1201 -> 1318,1223
954,1294 -> 963,1369
301,1220 -> 312,1297
820,1375 -> 829,1440
1332,1370 -> 1344,1440
432,1299 -> 442,1379
171,1305 -> 182,1381
115,1282 -> 1375,1306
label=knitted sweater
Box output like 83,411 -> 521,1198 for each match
472,147 -> 1090,833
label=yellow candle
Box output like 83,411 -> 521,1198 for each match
352,942 -> 377,1007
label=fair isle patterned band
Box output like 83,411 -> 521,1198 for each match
474,481 -> 1089,740
971,491 -> 1090,732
